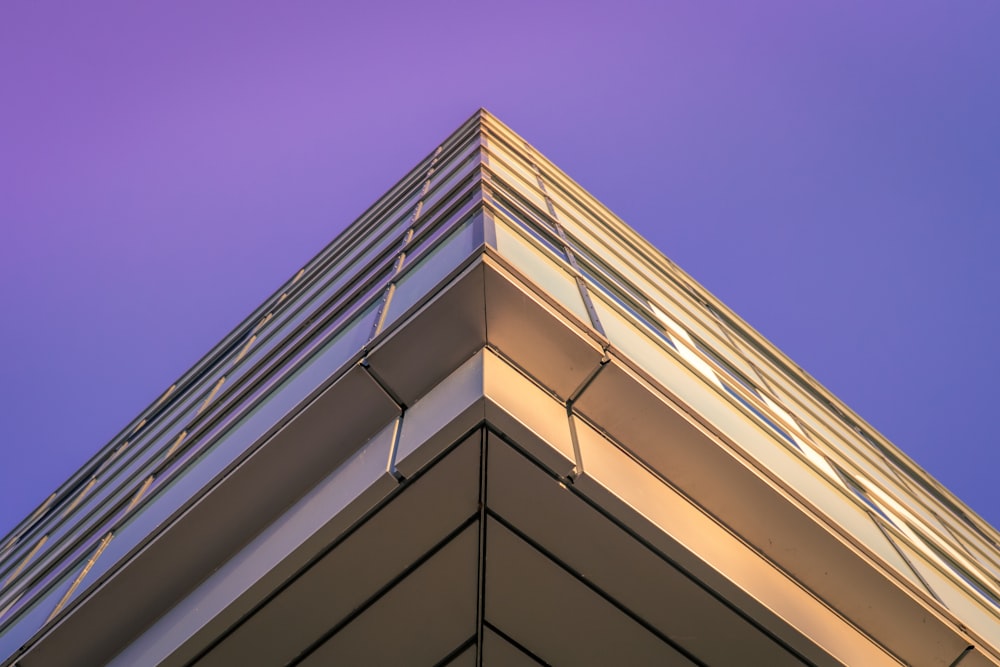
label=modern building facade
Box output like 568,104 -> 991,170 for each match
1,110 -> 998,666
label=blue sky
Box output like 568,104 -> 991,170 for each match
1,1 -> 998,536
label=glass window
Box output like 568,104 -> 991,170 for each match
569,239 -> 648,308
197,378 -> 226,415
233,336 -> 257,365
247,263 -> 394,376
419,146 -> 483,218
46,532 -> 114,622
1,494 -> 55,556
836,466 -> 895,524
485,158 -> 547,213
380,217 -> 480,330
95,440 -> 131,477
402,191 -> 479,270
60,479 -> 97,519
895,540 -> 1000,645
0,516 -> 111,654
926,545 -> 1000,609
578,264 -> 674,350
722,385 -> 798,448
693,338 -> 759,397
2,286 -> 386,616
649,305 -> 723,383
707,302 -> 999,552
2,536 -> 47,588
485,145 -> 543,194
487,194 -> 564,258
591,296 -> 680,375
0,549 -> 80,658
153,385 -> 176,408
493,220 -> 591,325
64,301 -> 380,602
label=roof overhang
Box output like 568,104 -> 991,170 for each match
16,251 -> 992,666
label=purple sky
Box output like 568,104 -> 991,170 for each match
2,2 -> 998,538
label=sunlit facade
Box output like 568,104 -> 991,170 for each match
2,110 -> 999,665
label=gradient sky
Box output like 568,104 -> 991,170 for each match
1,1 -> 998,539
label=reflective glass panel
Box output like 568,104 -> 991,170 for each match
493,220 -> 590,325
42,302 -> 379,603
381,217 -> 480,329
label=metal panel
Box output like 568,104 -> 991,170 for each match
484,517 -> 696,666
393,345 -> 580,481
299,523 -> 478,666
443,643 -> 478,667
570,405 -> 933,666
197,434 -> 481,666
481,627 -> 541,666
367,262 -> 487,407
483,251 -> 604,402
20,365 -> 401,667
109,418 -> 402,667
481,350 -> 576,479
487,435 -> 806,666
395,352 -> 487,479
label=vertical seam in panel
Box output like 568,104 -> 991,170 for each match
392,252 -> 407,275
480,190 -> 498,249
387,415 -> 406,481
529,157 -> 606,337
475,429 -> 488,667
565,358 -> 610,482
480,214 -> 491,350
936,513 -> 980,562
566,413 -> 584,483
567,355 -> 610,407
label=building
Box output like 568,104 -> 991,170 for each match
1,110 -> 998,666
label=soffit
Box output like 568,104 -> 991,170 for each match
17,365 -> 400,667
25,249 -> 994,667
189,430 -> 822,666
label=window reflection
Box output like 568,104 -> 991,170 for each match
380,216 -> 480,330
197,378 -> 226,415
46,532 -> 113,622
2,536 -> 47,588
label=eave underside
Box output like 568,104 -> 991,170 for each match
15,252 -> 995,667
